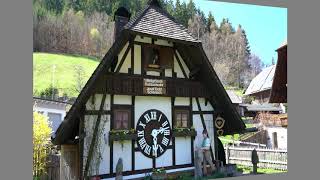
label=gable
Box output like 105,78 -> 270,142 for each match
124,4 -> 199,43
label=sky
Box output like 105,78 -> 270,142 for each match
175,0 -> 287,66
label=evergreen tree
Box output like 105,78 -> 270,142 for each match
207,11 -> 217,33
43,0 -> 66,15
186,0 -> 196,21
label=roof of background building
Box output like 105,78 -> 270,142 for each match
244,65 -> 276,95
241,103 -> 282,112
226,90 -> 242,104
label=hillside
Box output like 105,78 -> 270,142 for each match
33,53 -> 99,97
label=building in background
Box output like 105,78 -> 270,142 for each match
226,90 -> 244,116
244,65 -> 276,104
270,39 -> 287,103
33,97 -> 72,136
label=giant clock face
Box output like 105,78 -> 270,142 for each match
136,109 -> 172,158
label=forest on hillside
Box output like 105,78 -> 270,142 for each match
33,0 -> 266,94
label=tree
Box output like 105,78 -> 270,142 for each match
43,0 -> 66,15
73,64 -> 86,93
188,14 -> 206,39
207,11 -> 217,33
220,18 -> 234,35
33,111 -> 53,178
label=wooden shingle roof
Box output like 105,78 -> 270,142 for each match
124,1 -> 199,43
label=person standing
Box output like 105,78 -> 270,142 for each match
201,129 -> 216,176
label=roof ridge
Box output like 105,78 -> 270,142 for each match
151,5 -> 199,41
124,4 -> 152,30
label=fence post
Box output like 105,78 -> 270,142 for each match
226,145 -> 230,165
251,148 -> 259,174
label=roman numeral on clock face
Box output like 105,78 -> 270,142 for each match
164,128 -> 170,136
150,111 -> 157,120
137,130 -> 144,137
138,137 -> 147,149
144,145 -> 151,155
144,114 -> 151,123
139,121 -> 146,129
162,136 -> 169,146
162,121 -> 168,127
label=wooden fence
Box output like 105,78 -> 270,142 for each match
39,153 -> 60,180
225,146 -> 287,171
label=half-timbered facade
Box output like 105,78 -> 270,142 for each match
53,1 -> 247,179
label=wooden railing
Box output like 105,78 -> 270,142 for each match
225,146 -> 287,171
105,73 -> 210,97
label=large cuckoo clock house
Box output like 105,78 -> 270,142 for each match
52,0 -> 250,179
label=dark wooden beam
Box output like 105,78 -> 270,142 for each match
84,110 -> 111,115
115,40 -> 132,73
171,97 -> 176,166
192,111 -> 214,115
110,94 -> 114,174
131,96 -> 135,171
173,50 -> 188,78
131,41 -> 135,75
78,107 -> 85,179
190,97 -> 194,166
84,93 -> 107,178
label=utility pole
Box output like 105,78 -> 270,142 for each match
51,64 -> 56,100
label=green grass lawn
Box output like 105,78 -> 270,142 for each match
219,123 -> 255,145
33,53 -> 99,97
236,165 -> 287,174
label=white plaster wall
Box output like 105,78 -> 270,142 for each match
193,114 -> 203,148
116,43 -> 129,71
86,94 -> 111,110
134,96 -> 171,126
175,51 -> 190,78
83,115 -> 110,175
133,45 -> 141,75
113,95 -> 132,105
154,39 -> 173,47
135,36 -> 152,43
119,48 -> 132,73
174,56 -> 184,78
266,127 -> 287,149
113,141 -> 132,172
175,137 -> 192,165
156,149 -> 173,167
199,98 -> 214,111
134,96 -> 172,169
174,97 -> 190,106
146,70 -> 161,76
192,98 -> 214,111
165,68 -> 172,77
192,98 -> 199,111
135,151 -> 152,170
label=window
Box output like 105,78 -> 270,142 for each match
272,132 -> 278,148
47,112 -> 62,135
143,45 -> 173,70
114,108 -> 131,130
174,108 -> 190,128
